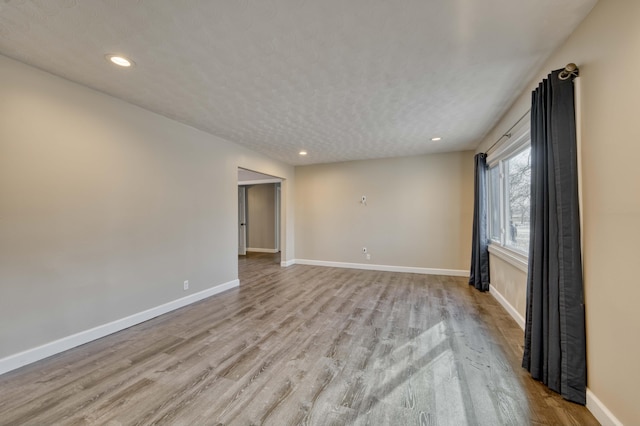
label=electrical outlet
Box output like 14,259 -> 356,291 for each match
361,195 -> 367,204
366,253 -> 371,260
183,280 -> 189,291
362,247 -> 367,254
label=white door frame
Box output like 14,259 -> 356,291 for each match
275,184 -> 281,252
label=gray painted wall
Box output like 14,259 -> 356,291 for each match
294,152 -> 474,271
0,54 -> 294,359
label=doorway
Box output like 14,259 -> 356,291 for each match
237,168 -> 283,269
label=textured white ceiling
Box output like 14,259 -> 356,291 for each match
0,0 -> 597,165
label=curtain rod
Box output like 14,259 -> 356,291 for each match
485,109 -> 530,155
485,62 -> 579,154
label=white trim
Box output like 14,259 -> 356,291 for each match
586,389 -> 623,426
280,259 -> 295,267
489,284 -> 525,330
575,76 -> 584,256
238,178 -> 282,185
275,185 -> 281,252
294,259 -> 468,277
0,279 -> 239,376
488,243 -> 528,273
246,248 -> 279,253
486,120 -> 530,166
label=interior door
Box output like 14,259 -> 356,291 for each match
238,186 -> 247,255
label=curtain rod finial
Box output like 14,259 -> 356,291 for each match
559,63 -> 579,80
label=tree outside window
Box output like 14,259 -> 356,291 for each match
505,147 -> 531,252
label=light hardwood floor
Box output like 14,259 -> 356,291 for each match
0,253 -> 598,425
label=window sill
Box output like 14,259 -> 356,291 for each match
488,243 -> 528,273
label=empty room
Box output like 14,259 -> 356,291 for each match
0,1 -> 637,425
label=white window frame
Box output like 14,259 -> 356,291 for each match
486,120 -> 531,272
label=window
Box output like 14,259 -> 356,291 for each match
487,124 -> 531,257
504,147 -> 531,252
488,165 -> 501,242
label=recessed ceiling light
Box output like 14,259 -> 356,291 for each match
106,54 -> 134,67
299,150 -> 308,156
431,137 -> 442,141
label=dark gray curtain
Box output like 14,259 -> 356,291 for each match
469,153 -> 490,292
522,69 -> 586,404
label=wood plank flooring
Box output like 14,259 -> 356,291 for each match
0,253 -> 598,425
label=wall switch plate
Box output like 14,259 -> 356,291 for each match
183,280 -> 189,291
361,195 -> 367,204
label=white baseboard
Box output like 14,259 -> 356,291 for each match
246,248 -> 279,253
586,389 -> 623,426
280,259 -> 295,267
0,279 -> 239,376
489,284 -> 525,330
293,259 -> 468,277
